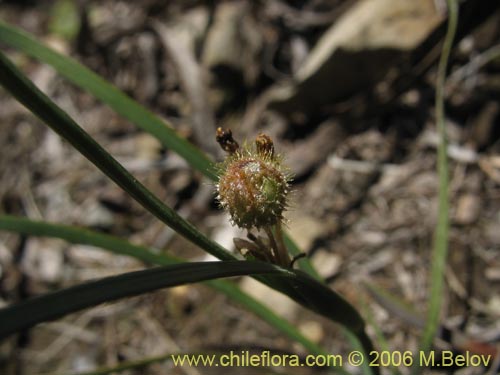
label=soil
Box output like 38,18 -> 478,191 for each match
0,1 -> 499,374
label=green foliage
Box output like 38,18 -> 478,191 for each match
414,1 -> 457,373
0,215 -> 325,356
0,260 -> 289,339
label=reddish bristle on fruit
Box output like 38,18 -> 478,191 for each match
216,131 -> 290,230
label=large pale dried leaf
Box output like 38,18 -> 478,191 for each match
270,0 -> 443,113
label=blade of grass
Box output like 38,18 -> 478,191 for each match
0,214 -> 325,356
415,0 -> 457,372
53,349 -> 347,375
0,214 -> 366,334
0,22 -> 320,280
0,216 -> 369,350
210,280 -> 326,356
0,215 -> 176,266
0,21 -> 217,180
283,270 -> 378,370
0,215 -> 374,369
0,260 -> 291,339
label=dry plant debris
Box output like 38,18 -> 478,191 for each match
0,0 -> 499,374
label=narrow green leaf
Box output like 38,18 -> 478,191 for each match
210,280 -> 326,356
59,352 -> 178,375
0,215 -> 374,367
0,21 -> 319,279
0,43 -> 317,294
58,350 -> 344,375
0,215 -> 175,266
416,0 -> 457,372
0,215 -> 325,355
358,296 -> 397,375
284,272 -> 378,375
0,261 -> 289,339
0,21 -> 217,180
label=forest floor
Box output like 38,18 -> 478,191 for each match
0,1 -> 499,374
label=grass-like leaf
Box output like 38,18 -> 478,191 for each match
0,214 -> 368,348
364,283 -> 424,329
416,0 -> 457,370
0,250 -> 371,360
0,21 -> 217,180
0,260 -> 290,339
0,215 -> 373,360
0,218 -> 372,357
0,215 -> 325,356
59,351 -> 186,375
0,41 -> 318,300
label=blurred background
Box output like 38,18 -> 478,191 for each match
1,0 -> 500,374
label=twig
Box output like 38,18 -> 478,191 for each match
153,21 -> 221,159
273,221 -> 291,268
447,43 -> 500,88
264,226 -> 281,266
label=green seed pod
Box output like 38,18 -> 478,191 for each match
216,134 -> 290,229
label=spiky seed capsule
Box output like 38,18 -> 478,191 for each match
217,134 -> 290,229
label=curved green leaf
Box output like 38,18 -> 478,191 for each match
0,261 -> 289,339
0,255 -> 369,355
0,215 -> 324,355
0,215 -> 373,363
0,21 -> 217,180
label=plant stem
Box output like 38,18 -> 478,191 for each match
274,222 -> 291,267
264,226 -> 281,266
413,0 -> 457,373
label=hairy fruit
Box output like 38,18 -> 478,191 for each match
216,131 -> 290,230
